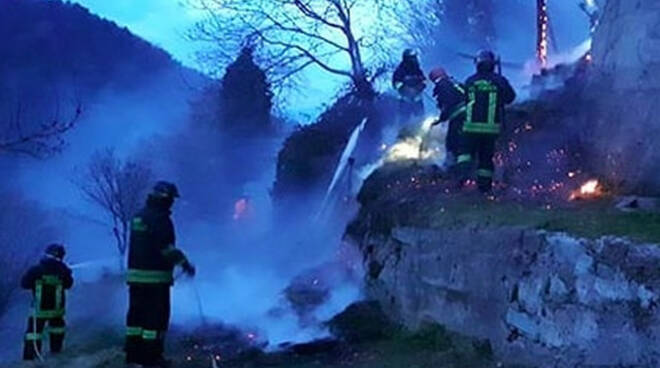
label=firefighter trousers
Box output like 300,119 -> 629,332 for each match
125,285 -> 171,365
457,133 -> 497,192
23,316 -> 66,360
445,114 -> 465,159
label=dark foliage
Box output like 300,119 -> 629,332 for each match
220,47 -> 274,136
0,0 -> 175,94
272,91 -> 396,214
272,93 -> 367,208
326,301 -> 398,343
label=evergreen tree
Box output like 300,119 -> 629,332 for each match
220,47 -> 273,136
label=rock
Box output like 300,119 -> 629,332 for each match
585,0 -> 660,193
326,301 -> 399,343
546,275 -> 570,303
358,225 -> 660,366
615,196 -> 660,213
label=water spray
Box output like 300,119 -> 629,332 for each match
67,257 -> 118,270
316,118 -> 368,221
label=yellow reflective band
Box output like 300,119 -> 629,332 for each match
40,275 -> 62,286
126,269 -> 173,284
48,327 -> 66,335
477,169 -> 494,178
35,309 -> 65,318
131,217 -> 148,232
142,330 -> 158,340
466,93 -> 475,124
25,333 -> 42,341
488,91 -> 498,125
457,154 -> 472,164
453,83 -> 465,95
126,327 -> 143,337
463,122 -> 501,134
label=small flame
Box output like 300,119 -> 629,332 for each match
233,198 -> 252,220
570,179 -> 602,200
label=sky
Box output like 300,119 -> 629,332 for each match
66,0 -> 591,118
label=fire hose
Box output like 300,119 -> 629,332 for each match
174,271 -> 207,326
31,306 -> 45,362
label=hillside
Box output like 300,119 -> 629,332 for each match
0,0 -> 194,95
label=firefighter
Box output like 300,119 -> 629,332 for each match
21,243 -> 73,361
457,50 -> 516,193
428,67 -> 467,168
392,49 -> 427,125
125,181 -> 195,367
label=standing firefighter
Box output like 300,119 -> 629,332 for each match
21,244 -> 73,361
125,181 -> 195,367
393,49 -> 427,125
429,67 -> 467,168
457,50 -> 516,193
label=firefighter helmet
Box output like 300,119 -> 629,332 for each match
428,67 -> 448,83
45,244 -> 66,260
475,50 -> 497,71
403,49 -> 418,60
152,181 -> 180,199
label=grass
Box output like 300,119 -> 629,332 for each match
415,195 -> 660,243
213,323 -> 512,368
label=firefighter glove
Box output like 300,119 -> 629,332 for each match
182,261 -> 196,278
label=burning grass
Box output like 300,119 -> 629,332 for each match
352,163 -> 660,244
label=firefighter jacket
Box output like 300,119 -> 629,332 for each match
432,78 -> 467,122
21,257 -> 73,319
463,71 -> 516,135
393,62 -> 426,101
127,197 -> 188,286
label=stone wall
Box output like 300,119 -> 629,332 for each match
354,226 -> 660,366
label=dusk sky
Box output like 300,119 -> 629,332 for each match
65,0 -> 591,117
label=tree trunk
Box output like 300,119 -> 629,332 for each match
113,226 -> 126,272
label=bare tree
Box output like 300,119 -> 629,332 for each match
76,149 -> 153,271
188,0 -> 400,98
0,100 -> 81,158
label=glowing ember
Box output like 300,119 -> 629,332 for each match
570,179 -> 602,200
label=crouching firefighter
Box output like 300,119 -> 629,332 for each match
21,244 -> 73,361
428,67 -> 467,168
125,181 -> 196,367
457,50 -> 516,193
393,49 -> 427,125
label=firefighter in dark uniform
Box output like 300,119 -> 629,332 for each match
457,50 -> 516,193
392,49 -> 427,125
429,67 -> 467,168
21,244 -> 73,361
125,181 -> 195,367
